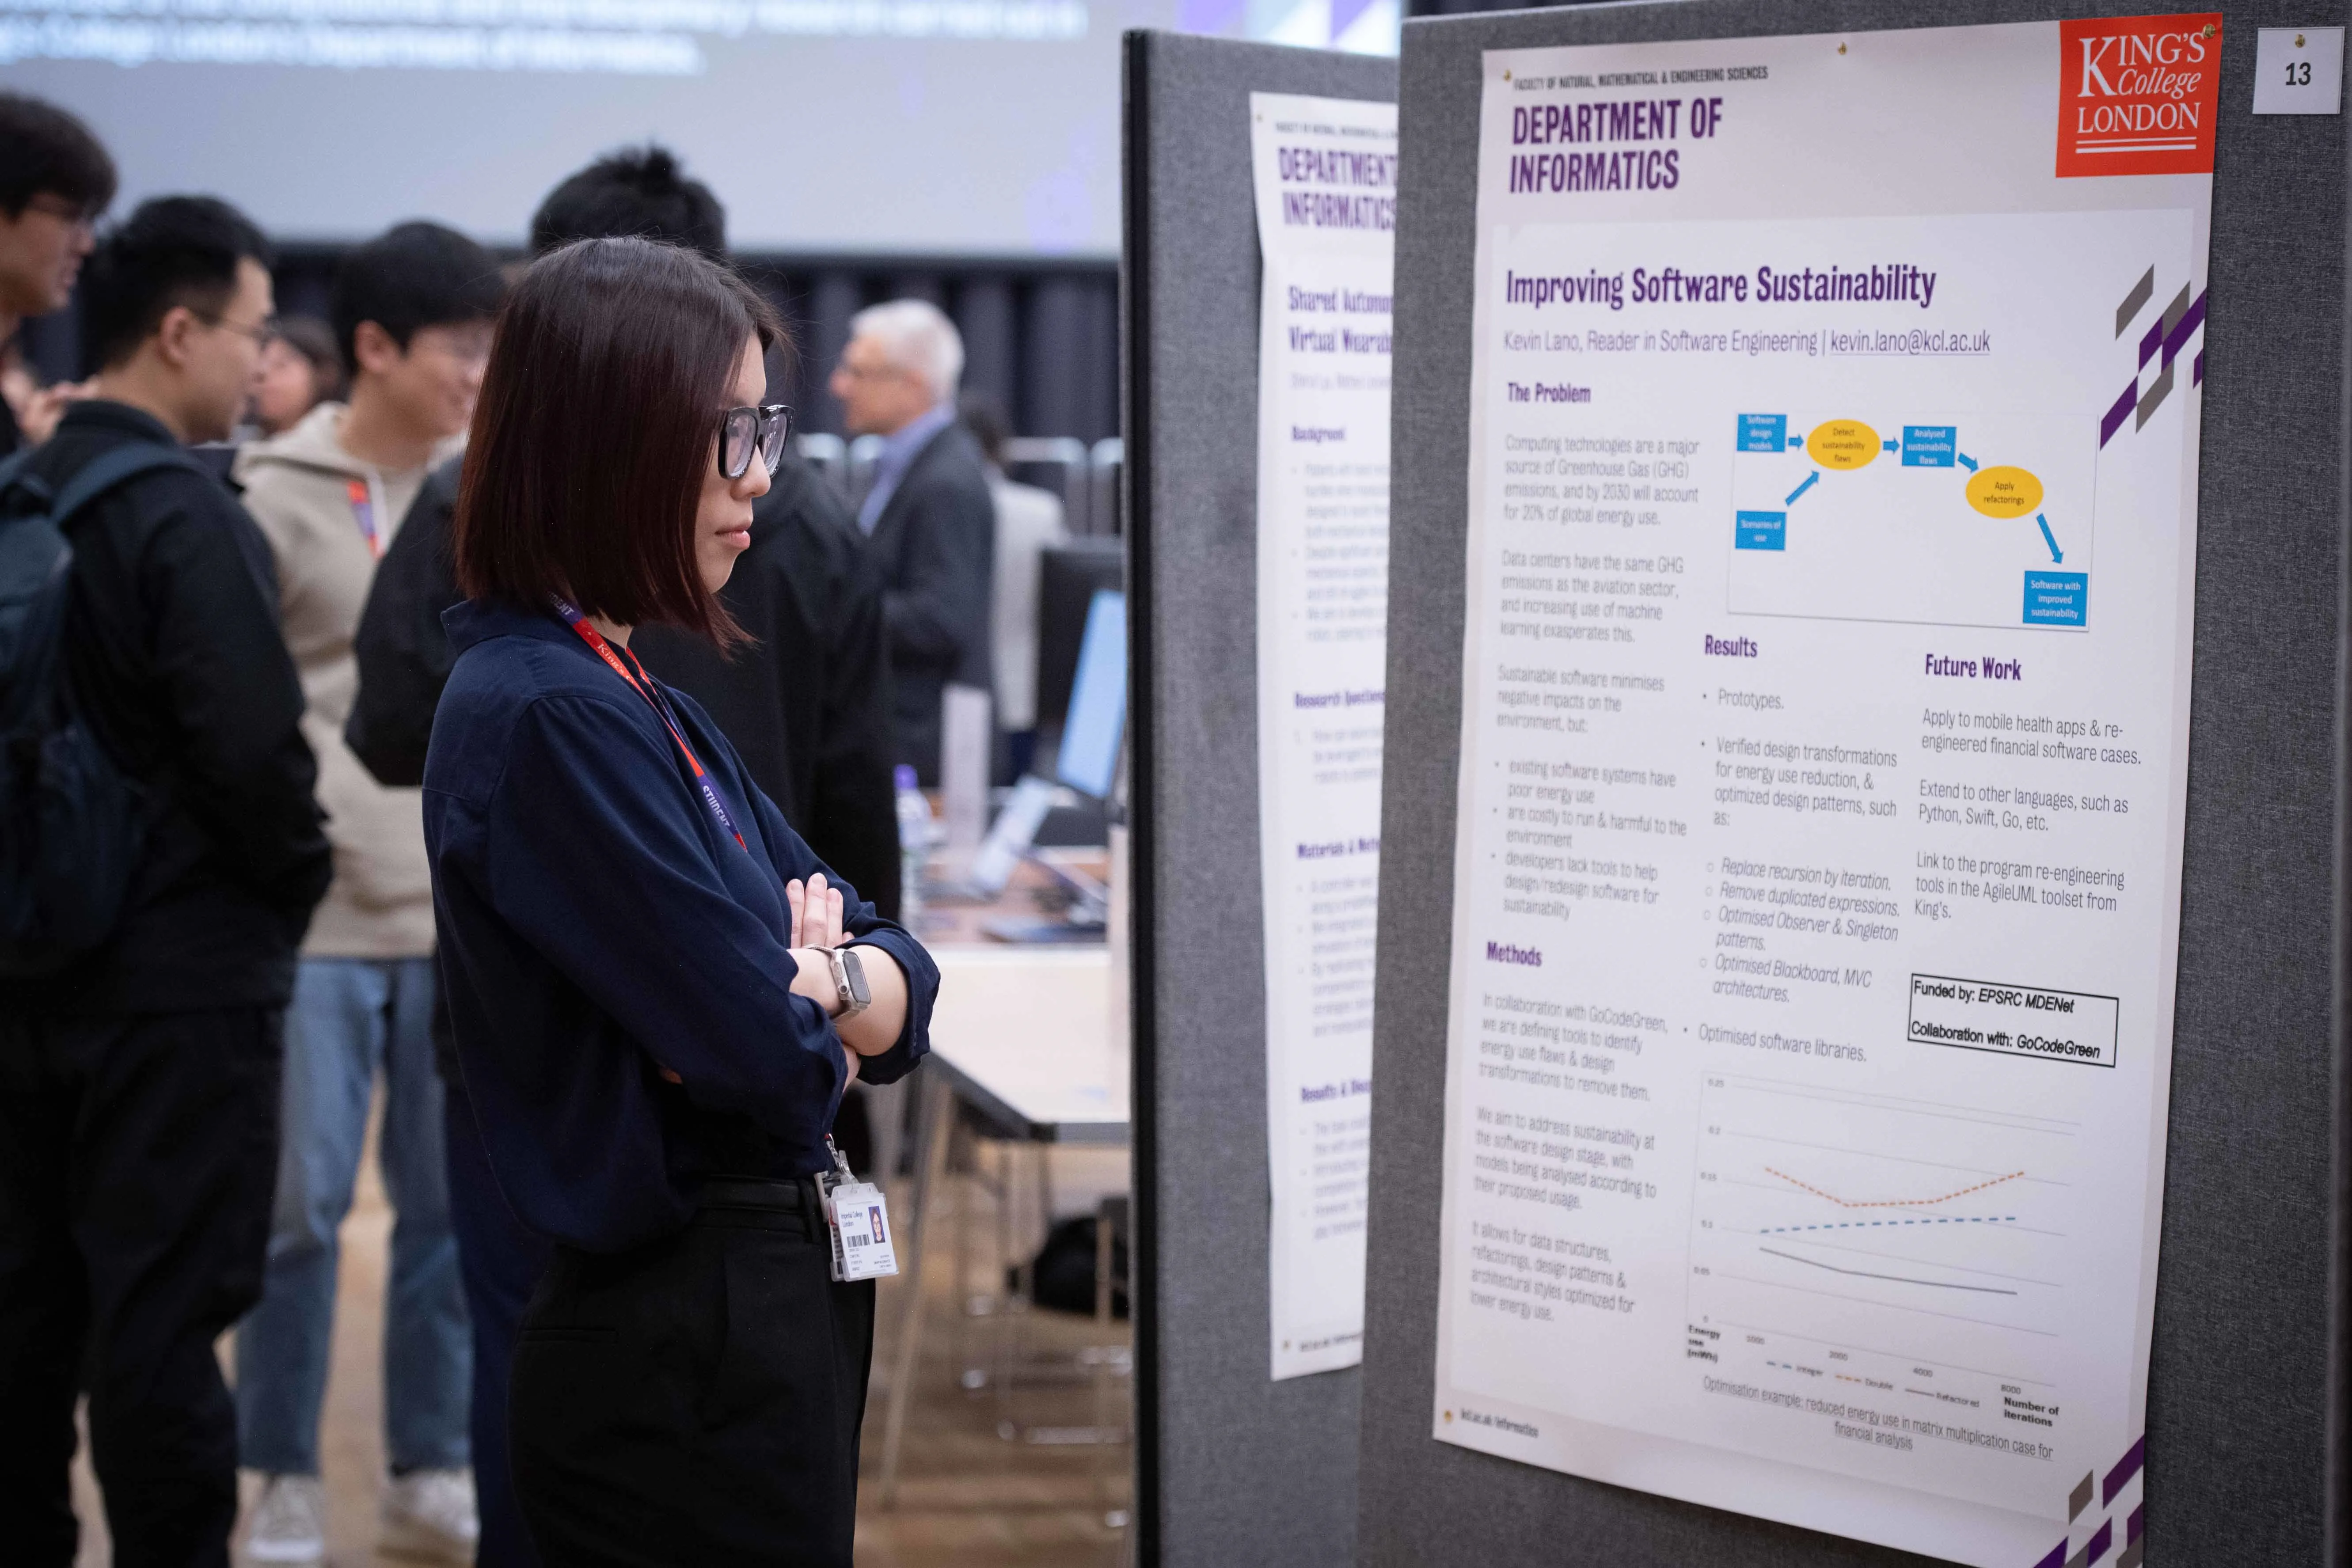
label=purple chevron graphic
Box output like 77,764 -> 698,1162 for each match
2101,383 -> 2138,445
2103,1433 -> 2145,1505
2162,292 -> 2206,369
2100,274 -> 2207,448
2031,1433 -> 2143,1567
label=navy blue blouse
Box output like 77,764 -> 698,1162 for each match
423,599 -> 935,1253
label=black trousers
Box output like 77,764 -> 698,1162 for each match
511,1178 -> 877,1567
0,1007 -> 284,1568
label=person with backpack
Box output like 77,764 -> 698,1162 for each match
230,220 -> 501,1568
0,197 -> 331,1566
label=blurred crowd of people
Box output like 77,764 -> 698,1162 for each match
0,87 -> 1060,1568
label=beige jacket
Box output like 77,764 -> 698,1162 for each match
234,402 -> 446,957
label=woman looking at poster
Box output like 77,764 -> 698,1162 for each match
422,235 -> 935,1563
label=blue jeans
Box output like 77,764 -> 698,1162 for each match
236,958 -> 470,1476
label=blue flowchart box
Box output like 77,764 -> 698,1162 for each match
1736,414 -> 1786,453
1735,511 -> 1786,551
2023,570 -> 2088,626
1902,425 -> 1957,466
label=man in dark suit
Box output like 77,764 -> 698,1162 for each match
832,299 -> 994,783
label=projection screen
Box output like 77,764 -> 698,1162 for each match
0,0 -> 1398,253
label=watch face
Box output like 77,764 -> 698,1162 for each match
842,947 -> 872,1006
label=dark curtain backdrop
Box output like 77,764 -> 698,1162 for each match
19,248 -> 1121,445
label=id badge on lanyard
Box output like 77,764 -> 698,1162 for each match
818,1135 -> 898,1282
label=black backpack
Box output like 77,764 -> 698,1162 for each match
0,443 -> 205,976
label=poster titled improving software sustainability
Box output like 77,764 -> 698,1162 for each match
1432,17 -> 2216,1564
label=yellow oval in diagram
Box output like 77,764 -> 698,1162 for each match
1806,419 -> 1880,469
1966,465 -> 2044,519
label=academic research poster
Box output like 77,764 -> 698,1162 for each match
1250,91 -> 1397,1380
1431,18 -> 2215,1564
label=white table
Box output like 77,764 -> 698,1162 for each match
876,947 -> 1130,1503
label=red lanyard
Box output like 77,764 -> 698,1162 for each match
549,596 -> 746,850
344,478 -> 380,558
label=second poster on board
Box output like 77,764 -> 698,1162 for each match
1250,89 -> 1397,1381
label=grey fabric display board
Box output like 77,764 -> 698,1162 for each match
1360,3 -> 2345,1565
1122,29 -> 1395,1568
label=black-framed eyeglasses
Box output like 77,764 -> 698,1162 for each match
197,311 -> 277,346
719,404 -> 793,480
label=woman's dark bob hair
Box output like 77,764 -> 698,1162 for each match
454,235 -> 781,645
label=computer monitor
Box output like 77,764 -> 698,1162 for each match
970,587 -> 1124,945
1055,589 -> 1127,801
955,587 -> 1126,904
1035,540 -> 1125,743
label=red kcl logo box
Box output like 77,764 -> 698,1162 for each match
2056,12 -> 2222,177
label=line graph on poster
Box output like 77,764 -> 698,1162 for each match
1686,1073 -> 2081,1410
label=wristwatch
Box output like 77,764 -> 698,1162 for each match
825,945 -> 872,1020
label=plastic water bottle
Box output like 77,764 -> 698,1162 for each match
895,765 -> 933,923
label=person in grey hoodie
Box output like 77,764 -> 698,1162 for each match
228,221 -> 502,1568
